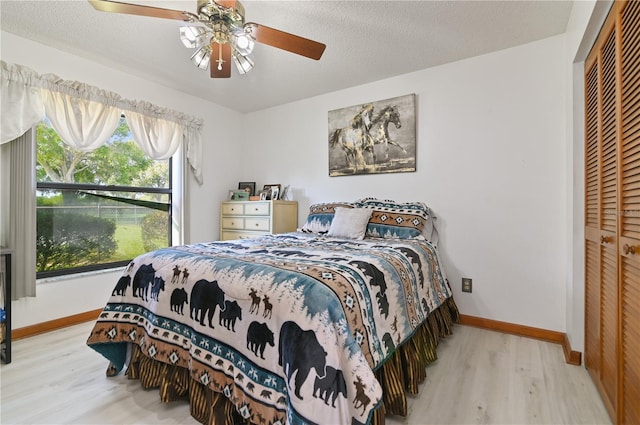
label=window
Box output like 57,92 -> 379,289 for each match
36,116 -> 172,278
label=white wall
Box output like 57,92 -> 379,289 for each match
242,35 -> 569,332
1,32 -> 244,328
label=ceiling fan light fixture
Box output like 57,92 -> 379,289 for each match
88,0 -> 326,79
191,45 -> 212,69
233,32 -> 255,56
179,26 -> 209,49
233,52 -> 254,74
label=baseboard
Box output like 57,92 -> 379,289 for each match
12,310 -> 584,366
459,314 -> 582,366
562,333 -> 582,366
12,308 -> 103,340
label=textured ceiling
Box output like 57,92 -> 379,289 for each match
1,0 -> 573,113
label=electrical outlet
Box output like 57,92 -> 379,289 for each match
462,278 -> 472,293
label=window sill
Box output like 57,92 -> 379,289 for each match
37,266 -> 126,285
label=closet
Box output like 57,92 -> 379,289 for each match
584,1 -> 640,424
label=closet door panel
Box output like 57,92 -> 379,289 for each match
586,2 -> 640,423
584,45 -> 602,383
620,1 -> 640,423
585,8 -> 618,420
600,26 -> 619,413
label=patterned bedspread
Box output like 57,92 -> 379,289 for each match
87,232 -> 452,425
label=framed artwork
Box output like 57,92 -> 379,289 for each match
259,190 -> 269,200
263,184 -> 281,200
280,185 -> 290,201
328,93 -> 416,177
238,182 -> 255,196
229,189 -> 249,201
271,186 -> 280,200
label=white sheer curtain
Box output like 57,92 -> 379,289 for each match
0,60 -> 204,299
0,61 -> 204,181
0,61 -> 44,143
126,102 -> 184,160
124,99 -> 204,182
41,85 -> 121,152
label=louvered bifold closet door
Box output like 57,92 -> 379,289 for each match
619,1 -> 640,423
584,8 -> 619,420
600,24 -> 619,416
585,54 -> 602,382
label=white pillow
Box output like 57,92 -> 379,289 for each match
327,207 -> 372,240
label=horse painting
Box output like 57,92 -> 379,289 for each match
329,94 -> 416,176
329,104 -> 374,172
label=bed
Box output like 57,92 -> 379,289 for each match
87,198 -> 459,425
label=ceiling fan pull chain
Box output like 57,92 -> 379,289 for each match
217,43 -> 223,70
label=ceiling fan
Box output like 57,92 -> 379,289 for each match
88,0 -> 326,78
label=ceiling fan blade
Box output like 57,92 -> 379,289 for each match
88,0 -> 196,21
245,23 -> 326,60
210,43 -> 232,78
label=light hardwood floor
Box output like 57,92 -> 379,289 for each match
0,322 -> 611,425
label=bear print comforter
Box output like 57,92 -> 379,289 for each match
87,232 -> 452,425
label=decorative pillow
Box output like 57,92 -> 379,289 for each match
355,198 -> 435,240
299,202 -> 355,234
327,207 -> 372,240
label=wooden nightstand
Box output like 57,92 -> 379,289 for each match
220,200 -> 298,241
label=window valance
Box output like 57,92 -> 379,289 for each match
0,61 -> 204,184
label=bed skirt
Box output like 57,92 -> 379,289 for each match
116,296 -> 460,425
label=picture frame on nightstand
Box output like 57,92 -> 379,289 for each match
263,184 -> 281,200
280,185 -> 290,200
238,182 -> 255,196
229,189 -> 249,201
270,186 -> 280,200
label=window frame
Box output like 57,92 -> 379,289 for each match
35,137 -> 174,279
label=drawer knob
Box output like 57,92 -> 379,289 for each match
623,244 -> 636,255
255,223 -> 259,227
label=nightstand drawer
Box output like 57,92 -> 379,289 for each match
245,202 -> 270,216
221,217 -> 245,230
245,217 -> 270,231
222,203 -> 245,215
222,231 -> 268,240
